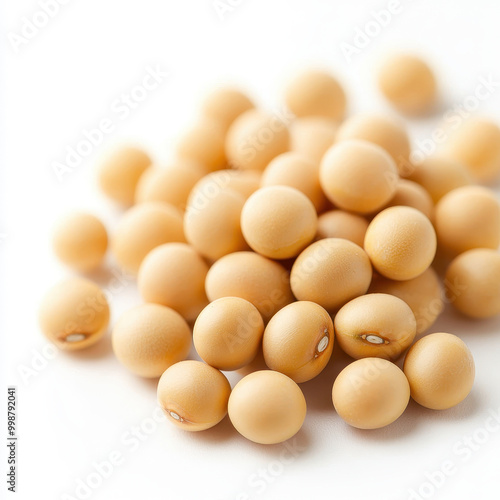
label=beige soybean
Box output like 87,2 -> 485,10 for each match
261,152 -> 327,211
316,210 -> 369,248
135,160 -> 206,210
112,304 -> 191,378
445,249 -> 500,318
404,333 -> 475,410
39,277 -> 109,350
185,188 -> 248,261
320,140 -> 399,214
225,109 -> 289,171
201,87 -> 254,131
53,212 -> 108,272
176,119 -> 226,172
158,360 -> 231,432
263,301 -> 334,383
336,114 -> 411,175
369,267 -> 443,334
378,54 -> 437,115
241,186 -> 317,259
382,179 -> 434,220
138,243 -> 209,322
193,297 -> 264,371
228,370 -> 306,444
290,117 -> 338,164
445,117 -> 500,182
291,238 -> 372,311
188,169 -> 261,204
205,251 -> 294,322
285,69 -> 346,120
407,156 -> 471,203
334,294 -> 416,361
112,202 -> 185,274
332,358 -> 410,429
435,186 -> 500,257
364,206 -> 437,281
98,146 -> 152,205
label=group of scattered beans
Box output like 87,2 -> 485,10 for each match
39,53 -> 500,444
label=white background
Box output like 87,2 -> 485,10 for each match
1,0 -> 500,499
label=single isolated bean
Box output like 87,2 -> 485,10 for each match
241,186 -> 318,259
320,140 -> 399,214
334,293 -> 416,361
138,243 -> 209,322
228,370 -> 306,444
285,69 -> 346,120
445,248 -> 500,319
404,333 -> 475,410
332,358 -> 410,429
158,360 -> 231,431
52,212 -> 108,272
98,146 -> 151,205
112,303 -> 191,378
263,301 -> 334,383
185,187 -> 248,261
364,206 -> 436,281
176,119 -> 227,172
291,238 -> 372,312
435,185 -> 500,257
39,277 -> 109,350
445,117 -> 500,182
378,54 -> 437,115
193,297 -> 264,371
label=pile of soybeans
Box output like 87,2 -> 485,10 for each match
39,54 -> 500,444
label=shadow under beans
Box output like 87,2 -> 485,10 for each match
357,387 -> 481,444
237,425 -> 312,459
346,406 -> 420,442
187,415 -> 238,445
406,388 -> 480,424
